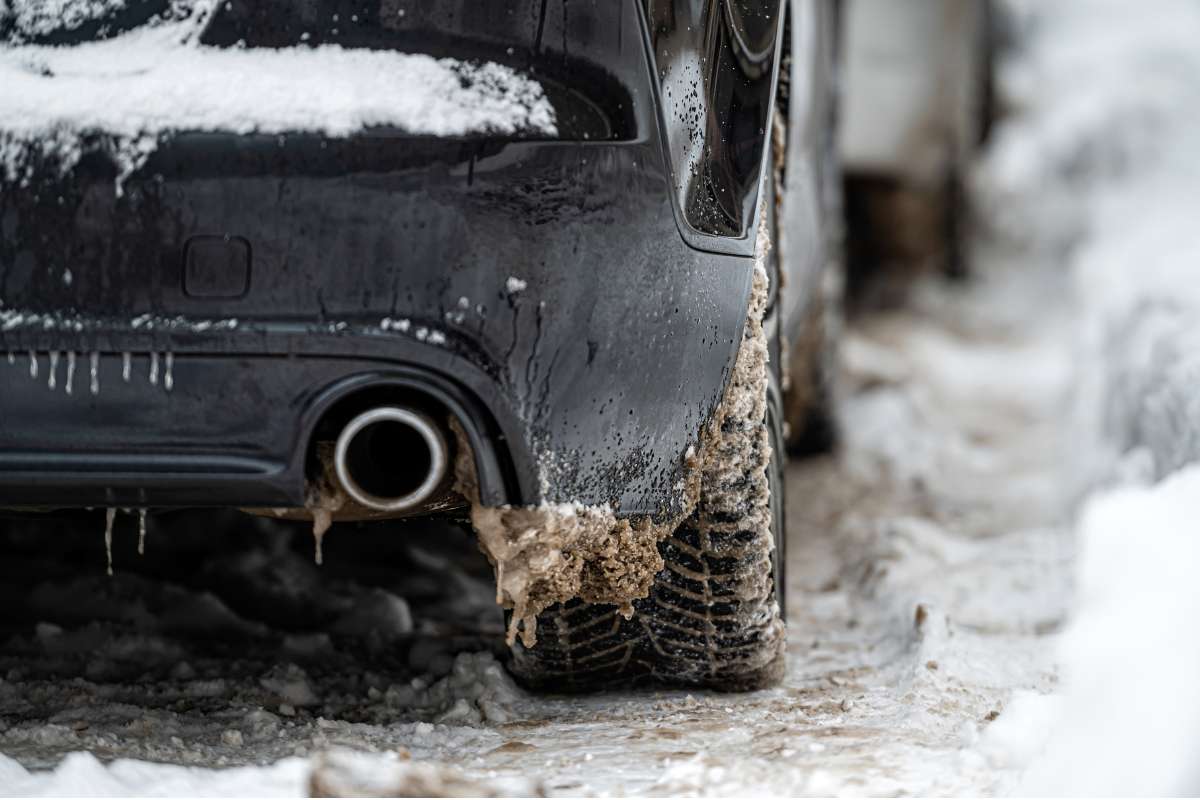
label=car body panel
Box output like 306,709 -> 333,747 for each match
0,0 -> 830,520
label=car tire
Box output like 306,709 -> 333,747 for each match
507,242 -> 787,693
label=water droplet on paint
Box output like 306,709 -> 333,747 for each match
90,352 -> 100,395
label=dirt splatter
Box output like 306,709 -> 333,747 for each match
308,749 -> 544,798
453,431 -> 701,648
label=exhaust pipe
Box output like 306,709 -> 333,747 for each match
333,407 -> 450,513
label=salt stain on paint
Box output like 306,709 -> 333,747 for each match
65,350 -> 76,395
103,508 -> 116,577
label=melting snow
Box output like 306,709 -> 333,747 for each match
0,0 -> 557,183
3,0 -> 131,40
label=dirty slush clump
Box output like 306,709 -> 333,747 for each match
452,431 -> 700,648
456,213 -> 775,652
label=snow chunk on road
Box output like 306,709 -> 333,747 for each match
308,749 -> 542,798
0,2 -> 557,181
384,652 -> 523,725
259,663 -> 320,709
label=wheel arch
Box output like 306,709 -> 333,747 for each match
639,0 -> 788,257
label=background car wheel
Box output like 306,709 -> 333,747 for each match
776,2 -> 845,456
843,172 -> 968,307
782,252 -> 843,456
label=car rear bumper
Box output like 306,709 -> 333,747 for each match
0,134 -> 755,517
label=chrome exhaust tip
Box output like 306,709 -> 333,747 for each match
333,407 -> 449,513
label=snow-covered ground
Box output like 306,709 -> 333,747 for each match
970,1 -> 1200,794
0,248 -> 1075,796
4,0 -> 1200,795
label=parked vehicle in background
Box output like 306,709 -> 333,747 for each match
838,0 -> 995,303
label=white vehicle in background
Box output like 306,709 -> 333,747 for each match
838,0 -> 996,302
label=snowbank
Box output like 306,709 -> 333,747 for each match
0,0 -> 557,182
973,1 -> 1200,793
978,469 -> 1200,795
0,751 -> 311,796
981,0 -> 1200,488
1024,469 -> 1200,794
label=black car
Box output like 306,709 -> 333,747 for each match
0,0 -> 841,691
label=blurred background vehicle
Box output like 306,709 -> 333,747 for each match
839,0 -> 996,305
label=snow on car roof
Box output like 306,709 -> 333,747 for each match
0,0 -> 558,183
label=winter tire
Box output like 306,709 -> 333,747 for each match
508,244 -> 787,693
